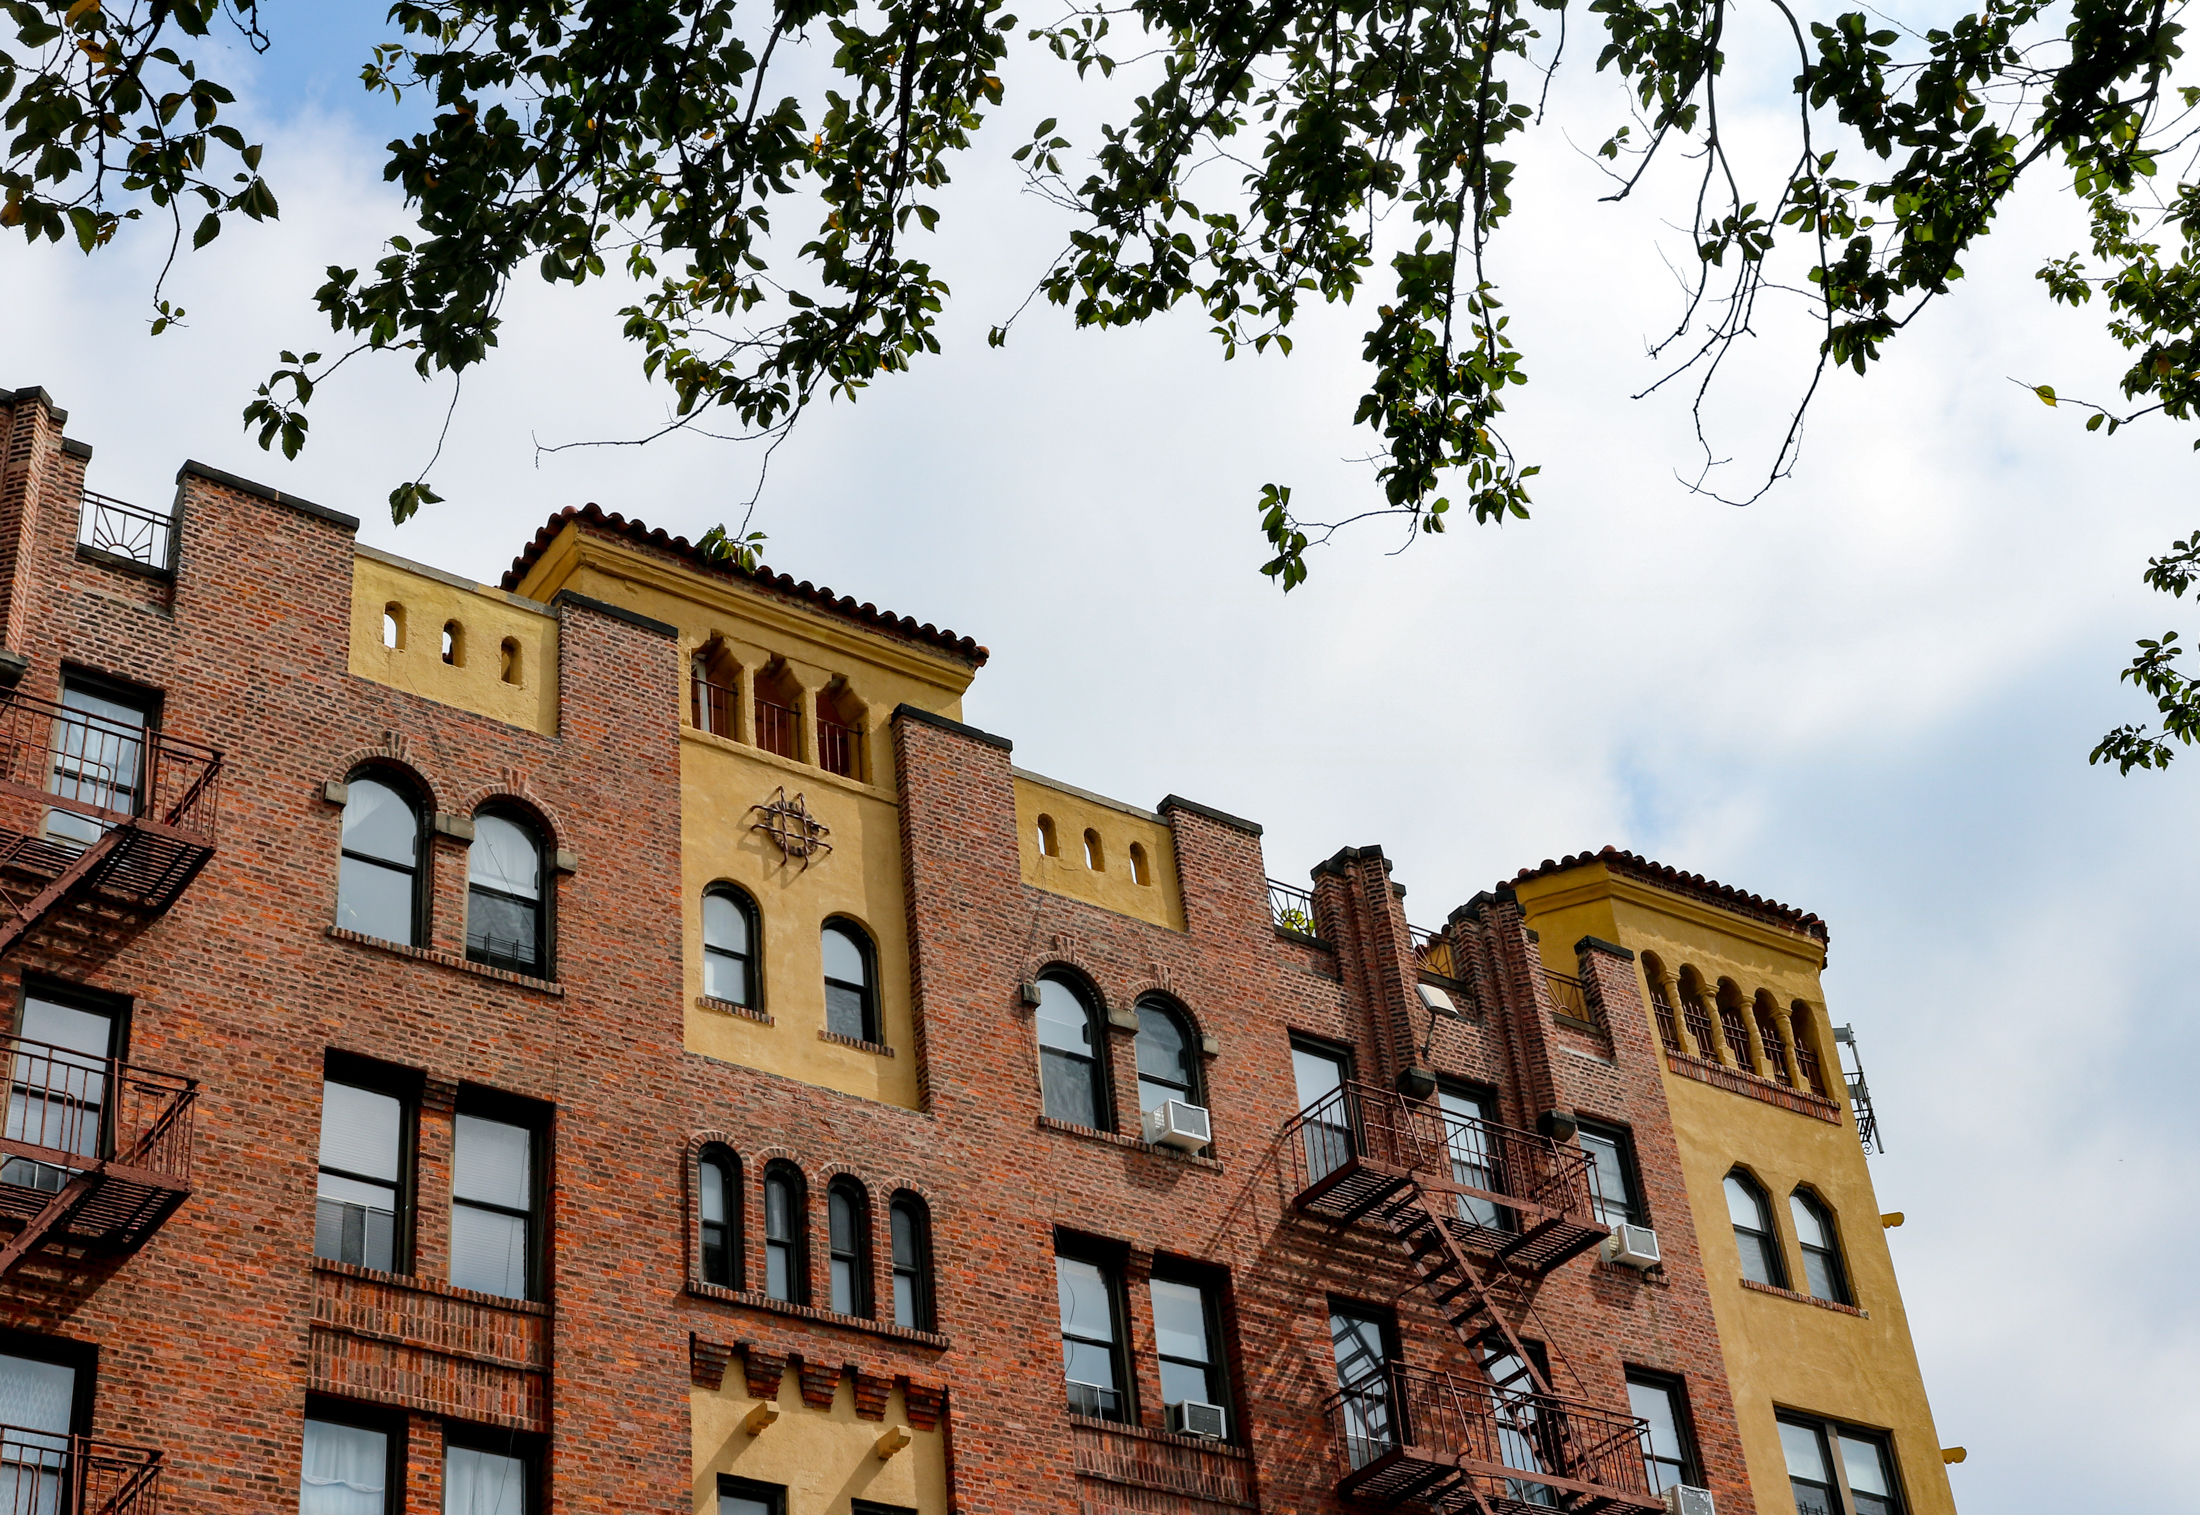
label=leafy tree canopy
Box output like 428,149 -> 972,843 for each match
5,0 -> 2200,763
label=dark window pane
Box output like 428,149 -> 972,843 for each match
316,1173 -> 398,1270
1135,1006 -> 1192,1114
467,891 -> 539,971
826,982 -> 868,1041
342,780 -> 417,866
338,855 -> 415,943
1040,1050 -> 1098,1128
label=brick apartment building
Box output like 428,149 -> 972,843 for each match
0,382 -> 1955,1515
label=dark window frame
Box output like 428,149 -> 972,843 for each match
761,1160 -> 809,1305
1148,1258 -> 1236,1439
888,1190 -> 935,1333
1789,1187 -> 1853,1305
339,764 -> 430,948
1624,1368 -> 1703,1493
696,1144 -> 741,1289
1777,1411 -> 1907,1515
1725,1168 -> 1788,1289
1055,1232 -> 1133,1423
449,1086 -> 550,1304
466,802 -> 552,978
717,1475 -> 787,1515
1036,971 -> 1114,1133
50,667 -> 161,843
826,1176 -> 873,1318
1132,996 -> 1202,1116
442,1421 -> 542,1515
821,916 -> 880,1044
701,884 -> 762,1009
317,1051 -> 424,1276
850,1502 -> 918,1515
1575,1118 -> 1647,1227
0,1327 -> 98,1437
302,1394 -> 406,1515
7,976 -> 131,1191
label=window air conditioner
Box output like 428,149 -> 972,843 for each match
1664,1485 -> 1715,1515
1143,1100 -> 1213,1152
1167,1401 -> 1228,1440
1604,1222 -> 1662,1269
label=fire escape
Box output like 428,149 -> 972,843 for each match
0,688 -> 210,1291
1283,1083 -> 1663,1515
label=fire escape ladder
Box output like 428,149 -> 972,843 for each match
1385,1183 -> 1554,1396
0,827 -> 122,958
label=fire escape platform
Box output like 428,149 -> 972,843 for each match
1298,1158 -> 1610,1276
1339,1441 -> 1664,1515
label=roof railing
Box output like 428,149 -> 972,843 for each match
77,490 -> 174,574
1268,879 -> 1321,940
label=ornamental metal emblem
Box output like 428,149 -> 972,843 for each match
751,787 -> 832,868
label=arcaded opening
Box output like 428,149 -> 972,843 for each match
752,658 -> 804,759
817,678 -> 868,781
1128,842 -> 1151,886
382,603 -> 404,650
500,637 -> 523,686
1036,814 -> 1060,857
1082,829 -> 1105,871
441,620 -> 464,666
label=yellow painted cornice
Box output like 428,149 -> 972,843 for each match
1515,864 -> 1828,970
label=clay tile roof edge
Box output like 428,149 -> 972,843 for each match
1504,845 -> 1828,941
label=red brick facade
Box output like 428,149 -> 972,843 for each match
0,383 -> 1763,1514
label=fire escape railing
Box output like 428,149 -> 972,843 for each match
0,1426 -> 165,1514
1326,1364 -> 1657,1514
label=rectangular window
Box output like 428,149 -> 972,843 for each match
1056,1245 -> 1129,1422
1290,1036 -> 1355,1182
1576,1119 -> 1643,1228
1779,1414 -> 1905,1515
719,1475 -> 786,1515
1626,1371 -> 1701,1494
5,981 -> 125,1192
850,1504 -> 917,1515
1149,1270 -> 1231,1430
45,674 -> 156,849
316,1060 -> 417,1274
1328,1302 -> 1397,1469
444,1438 -> 531,1515
301,1404 -> 398,1515
0,1331 -> 92,1513
1436,1080 -> 1509,1231
450,1096 -> 545,1302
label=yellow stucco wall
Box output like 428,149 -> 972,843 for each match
349,547 -> 559,733
514,523 -> 983,1111
1514,864 -> 1956,1515
1012,771 -> 1186,933
691,1376 -> 946,1515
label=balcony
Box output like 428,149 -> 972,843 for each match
0,690 -> 222,956
1327,1364 -> 1660,1515
0,1035 -> 198,1278
0,1427 -> 165,1514
76,490 -> 175,577
1283,1082 -> 1606,1275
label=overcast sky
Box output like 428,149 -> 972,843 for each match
8,3 -> 2194,1506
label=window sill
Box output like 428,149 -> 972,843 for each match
313,1256 -> 552,1316
681,724 -> 894,802
1068,1411 -> 1253,1458
1666,1052 -> 1841,1124
1739,1277 -> 1867,1317
1037,1116 -> 1222,1171
699,994 -> 772,1026
818,1028 -> 893,1057
327,926 -> 564,996
686,1278 -> 949,1348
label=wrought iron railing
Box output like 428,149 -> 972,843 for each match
1268,879 -> 1321,939
1325,1363 -> 1655,1503
1681,998 -> 1718,1060
1753,1004 -> 1795,1085
754,698 -> 798,760
1717,1004 -> 1757,1074
1648,990 -> 1683,1053
0,1426 -> 165,1514
76,491 -> 173,573
0,690 -> 222,843
1792,1035 -> 1827,1096
1282,1080 -> 1597,1222
0,1034 -> 197,1187
819,717 -> 863,780
1543,970 -> 1607,1038
690,676 -> 735,738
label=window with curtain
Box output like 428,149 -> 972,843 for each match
1576,1121 -> 1642,1228
763,1164 -> 805,1303
1790,1191 -> 1852,1305
451,1111 -> 537,1301
337,776 -> 422,946
1035,976 -> 1108,1130
444,1443 -> 529,1515
889,1193 -> 933,1332
698,1147 -> 738,1287
1625,1372 -> 1700,1494
821,920 -> 878,1043
300,1416 -> 389,1515
827,1179 -> 871,1316
467,811 -> 545,975
1150,1274 -> 1230,1423
1133,1001 -> 1198,1116
1725,1171 -> 1784,1288
316,1080 -> 407,1273
702,887 -> 760,1007
1056,1250 -> 1128,1421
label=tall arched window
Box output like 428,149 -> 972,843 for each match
338,774 -> 424,946
889,1192 -> 934,1332
1641,953 -> 1683,1054
1677,968 -> 1718,1060
1716,982 -> 1757,1073
1082,829 -> 1105,870
1134,999 -> 1200,1116
1789,1003 -> 1829,1095
468,809 -> 546,975
1725,1171 -> 1784,1287
1789,1191 -> 1851,1305
1035,814 -> 1060,857
703,886 -> 760,1007
1753,991 -> 1794,1085
827,1178 -> 872,1317
698,1146 -> 739,1288
762,1162 -> 806,1303
822,919 -> 879,1044
1036,975 -> 1110,1130
1128,843 -> 1152,886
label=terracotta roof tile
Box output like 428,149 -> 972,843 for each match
502,504 -> 988,665
1506,845 -> 1828,941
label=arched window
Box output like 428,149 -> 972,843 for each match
1753,991 -> 1794,1085
381,603 -> 404,650
703,885 -> 760,1007
1716,981 -> 1757,1073
1725,1172 -> 1784,1288
1677,967 -> 1718,1059
441,620 -> 463,666
468,809 -> 545,975
889,1192 -> 934,1331
337,773 -> 423,946
1128,842 -> 1151,886
1036,814 -> 1059,857
827,1178 -> 872,1317
817,679 -> 867,781
1082,829 -> 1104,870
762,1162 -> 806,1303
698,1146 -> 739,1288
1134,999 -> 1199,1116
1789,1003 -> 1829,1095
1789,1191 -> 1851,1305
499,638 -> 522,686
822,919 -> 879,1044
1035,975 -> 1109,1130
1641,953 -> 1683,1054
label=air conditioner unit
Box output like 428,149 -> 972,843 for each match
1144,1100 -> 1213,1152
1604,1222 -> 1662,1269
1167,1401 -> 1228,1440
1664,1485 -> 1715,1515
